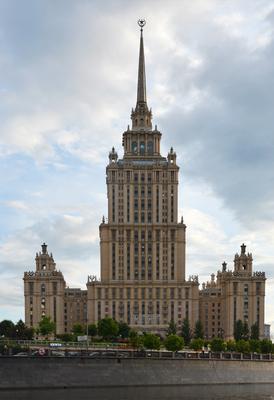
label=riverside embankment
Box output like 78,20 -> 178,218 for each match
1,356 -> 274,390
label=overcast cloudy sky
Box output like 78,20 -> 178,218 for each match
0,0 -> 274,334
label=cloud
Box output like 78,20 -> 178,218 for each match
0,0 -> 274,334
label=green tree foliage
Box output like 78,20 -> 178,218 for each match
249,339 -> 260,353
181,318 -> 192,345
97,318 -> 119,340
250,322 -> 259,340
194,320 -> 204,339
88,324 -> 98,337
118,322 -> 131,338
143,333 -> 161,350
56,333 -> 74,342
242,321 -> 249,340
72,323 -> 84,336
210,338 -> 226,352
234,320 -> 243,341
38,316 -> 55,336
13,320 -> 34,340
260,339 -> 273,354
226,340 -> 236,352
129,330 -> 142,349
190,338 -> 204,351
164,335 -> 184,352
236,339 -> 250,353
167,320 -> 177,336
0,320 -> 14,337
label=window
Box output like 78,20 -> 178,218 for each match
52,282 -> 57,295
41,283 -> 46,295
132,141 -> 138,154
140,142 -> 145,155
147,141 -> 153,154
29,282 -> 34,295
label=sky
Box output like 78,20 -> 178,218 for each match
0,0 -> 274,335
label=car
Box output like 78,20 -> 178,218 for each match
67,351 -> 81,357
89,352 -> 100,358
13,352 -> 29,357
51,350 -> 65,357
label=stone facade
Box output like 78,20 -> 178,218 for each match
23,25 -> 266,339
199,244 -> 266,340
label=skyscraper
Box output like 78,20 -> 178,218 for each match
87,21 -> 199,332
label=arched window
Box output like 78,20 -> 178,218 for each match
147,141 -> 153,154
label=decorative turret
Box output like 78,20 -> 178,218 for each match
168,147 -> 177,165
35,243 -> 56,272
234,243 -> 253,273
109,147 -> 118,164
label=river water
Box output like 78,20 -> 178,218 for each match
1,385 -> 274,400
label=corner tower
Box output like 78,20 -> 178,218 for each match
23,244 -> 66,334
87,21 -> 199,332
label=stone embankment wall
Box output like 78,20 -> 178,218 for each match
1,358 -> 274,390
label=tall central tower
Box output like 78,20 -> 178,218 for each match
87,21 -> 199,332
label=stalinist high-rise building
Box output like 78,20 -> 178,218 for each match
24,21 -> 266,339
87,20 -> 199,332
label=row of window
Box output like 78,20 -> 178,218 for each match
108,170 -> 177,183
96,287 -> 190,299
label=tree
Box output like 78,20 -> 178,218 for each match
142,333 -> 161,350
129,330 -> 142,349
250,322 -> 259,340
38,316 -> 55,336
249,339 -> 260,353
88,324 -> 98,337
181,318 -> 192,345
260,339 -> 273,354
97,318 -> 118,340
194,320 -> 204,339
242,321 -> 249,340
164,334 -> 184,352
0,320 -> 14,338
234,320 -> 243,341
190,338 -> 204,351
226,340 -> 236,352
72,323 -> 84,336
236,339 -> 250,353
210,338 -> 226,352
13,320 -> 34,340
118,322 -> 131,338
167,320 -> 177,336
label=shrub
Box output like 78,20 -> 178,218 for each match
56,334 -> 74,342
249,339 -> 260,353
129,330 -> 143,349
226,340 -> 236,352
164,335 -> 184,352
260,339 -> 273,354
210,338 -> 226,352
190,338 -> 204,351
143,333 -> 161,350
236,339 -> 250,353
